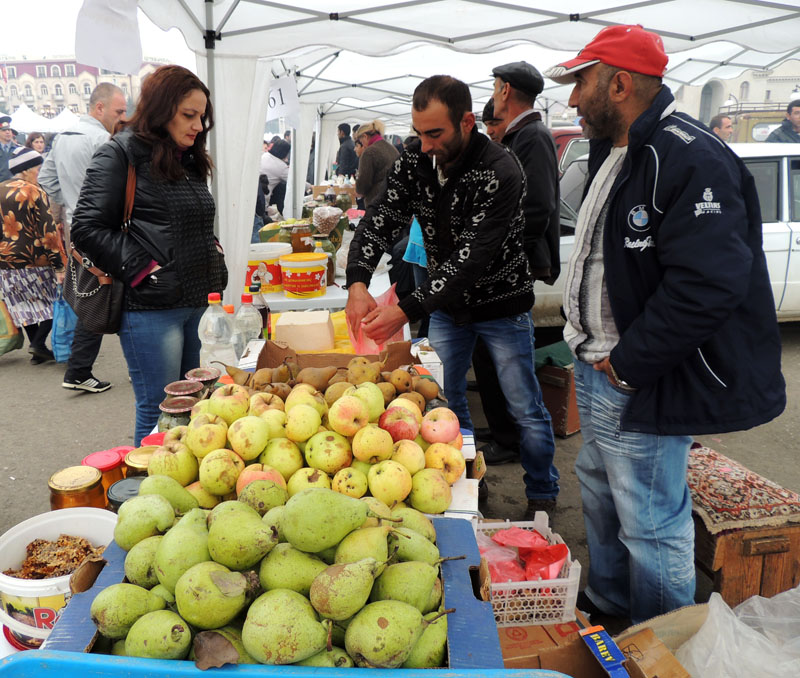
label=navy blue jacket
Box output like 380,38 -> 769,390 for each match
589,86 -> 785,435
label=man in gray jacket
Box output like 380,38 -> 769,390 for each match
39,82 -> 127,392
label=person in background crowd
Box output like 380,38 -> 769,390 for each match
471,60 -> 560,523
70,65 -> 228,446
354,120 -> 399,209
284,130 -> 292,143
709,114 -> 733,142
0,148 -> 65,363
307,131 -> 316,185
545,24 -> 785,624
766,99 -> 800,143
346,75 -> 559,521
261,139 -> 291,214
403,135 -> 418,149
39,82 -> 127,394
25,132 -> 47,155
481,99 -> 506,142
0,117 -> 21,182
335,123 -> 359,177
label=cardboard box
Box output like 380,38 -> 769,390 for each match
538,364 -> 580,437
256,338 -> 415,371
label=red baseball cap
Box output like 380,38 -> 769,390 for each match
545,24 -> 668,84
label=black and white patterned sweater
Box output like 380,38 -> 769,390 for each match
346,128 -> 534,325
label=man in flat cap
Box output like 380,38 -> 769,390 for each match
470,61 -> 561,518
545,24 -> 784,624
0,116 -> 20,182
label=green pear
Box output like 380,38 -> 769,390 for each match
90,583 -> 166,639
138,474 -> 199,514
242,589 -> 328,664
295,647 -> 355,667
345,600 -> 424,668
317,544 -> 338,564
150,583 -> 175,605
207,499 -> 252,526
237,479 -> 288,516
190,626 -> 258,667
391,507 -> 436,542
258,543 -> 327,596
334,525 -> 391,568
370,561 -> 438,611
262,505 -> 286,542
309,558 -> 381,621
424,577 -> 443,614
208,505 -> 278,570
360,496 -> 392,527
175,561 -> 249,630
282,488 -> 368,552
403,611 -> 447,668
123,535 -> 163,588
390,526 -> 440,565
111,639 -> 127,656
114,494 -> 175,551
154,508 -> 210,593
125,609 -> 192,659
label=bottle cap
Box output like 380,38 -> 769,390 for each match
223,304 -> 235,314
208,292 -> 221,303
242,294 -> 253,303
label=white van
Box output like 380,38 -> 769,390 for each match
534,143 -> 800,326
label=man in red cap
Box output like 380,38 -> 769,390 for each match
545,25 -> 785,624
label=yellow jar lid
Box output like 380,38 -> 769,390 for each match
125,445 -> 159,470
49,465 -> 102,492
280,252 -> 327,263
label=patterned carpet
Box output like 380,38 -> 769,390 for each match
687,444 -> 800,535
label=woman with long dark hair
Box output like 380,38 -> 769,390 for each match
24,132 -> 46,155
71,65 -> 228,445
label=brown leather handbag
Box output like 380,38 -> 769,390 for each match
63,165 -> 135,334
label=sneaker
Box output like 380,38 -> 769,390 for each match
62,375 -> 112,393
480,442 -> 519,465
523,498 -> 557,524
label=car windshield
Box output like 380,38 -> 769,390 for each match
560,155 -> 589,213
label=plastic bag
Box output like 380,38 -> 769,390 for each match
491,526 -> 549,550
0,293 -> 23,356
523,543 -> 569,581
347,283 -> 405,354
676,592 -> 800,677
312,205 -> 342,235
52,286 -> 77,363
476,531 -> 527,584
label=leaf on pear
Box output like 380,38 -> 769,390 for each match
209,571 -> 247,597
193,631 -> 240,670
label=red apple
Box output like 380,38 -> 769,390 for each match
378,406 -> 421,442
420,407 -> 461,444
235,463 -> 287,495
328,395 -> 370,437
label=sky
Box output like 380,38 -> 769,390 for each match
2,0 -> 196,70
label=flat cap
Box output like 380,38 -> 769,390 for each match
482,99 -> 501,123
492,61 -> 544,98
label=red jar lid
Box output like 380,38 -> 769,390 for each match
106,445 -> 135,463
81,449 -> 123,473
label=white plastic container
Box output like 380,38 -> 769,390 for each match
246,242 -> 292,293
279,252 -> 328,299
0,508 -> 118,647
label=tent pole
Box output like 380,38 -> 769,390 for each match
205,0 -> 219,237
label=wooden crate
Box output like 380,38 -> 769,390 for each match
537,364 -> 580,438
693,515 -> 800,607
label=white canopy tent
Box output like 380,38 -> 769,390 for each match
10,104 -> 55,135
76,0 -> 800,304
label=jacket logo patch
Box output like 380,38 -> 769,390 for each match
624,236 -> 655,251
694,187 -> 721,217
627,205 -> 650,232
664,124 -> 695,144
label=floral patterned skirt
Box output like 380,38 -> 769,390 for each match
0,267 -> 58,327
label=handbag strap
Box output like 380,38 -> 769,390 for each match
122,164 -> 136,233
70,247 -> 113,285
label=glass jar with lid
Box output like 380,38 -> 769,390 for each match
107,476 -> 145,512
276,223 -> 293,246
48,466 -> 107,510
124,446 -> 158,477
81,450 -> 125,499
157,395 -> 198,432
291,223 -> 314,253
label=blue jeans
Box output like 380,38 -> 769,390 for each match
428,310 -> 559,500
573,360 -> 695,624
119,307 -> 205,445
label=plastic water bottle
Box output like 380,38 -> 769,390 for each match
249,283 -> 271,340
232,294 -> 263,359
198,292 -> 237,367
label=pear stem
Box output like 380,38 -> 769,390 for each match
325,619 -> 333,653
425,607 -> 455,625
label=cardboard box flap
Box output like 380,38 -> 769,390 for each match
256,339 -> 415,371
615,602 -> 709,653
616,628 -> 690,678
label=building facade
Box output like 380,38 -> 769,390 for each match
0,57 -> 166,118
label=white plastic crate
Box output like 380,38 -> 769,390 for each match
475,514 -> 581,627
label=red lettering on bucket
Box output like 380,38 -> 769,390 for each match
33,608 -> 57,629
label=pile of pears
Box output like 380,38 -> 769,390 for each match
93,487 -> 455,668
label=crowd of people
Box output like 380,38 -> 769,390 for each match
0,23 -> 794,630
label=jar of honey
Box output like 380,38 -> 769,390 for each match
48,466 -> 106,510
124,445 -> 159,477
81,450 -> 125,500
291,223 -> 314,253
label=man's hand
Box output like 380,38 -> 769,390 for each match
345,282 -> 377,336
594,357 -> 635,390
361,305 -> 408,345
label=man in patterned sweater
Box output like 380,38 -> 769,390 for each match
345,75 -> 559,519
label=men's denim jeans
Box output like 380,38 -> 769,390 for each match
573,359 -> 696,624
428,310 -> 559,500
119,307 -> 205,445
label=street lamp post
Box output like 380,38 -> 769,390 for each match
723,93 -> 739,111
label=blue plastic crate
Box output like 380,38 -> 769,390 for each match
27,517 -> 570,677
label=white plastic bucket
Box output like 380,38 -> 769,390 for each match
0,508 -> 117,647
279,252 -> 328,299
246,242 -> 292,292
